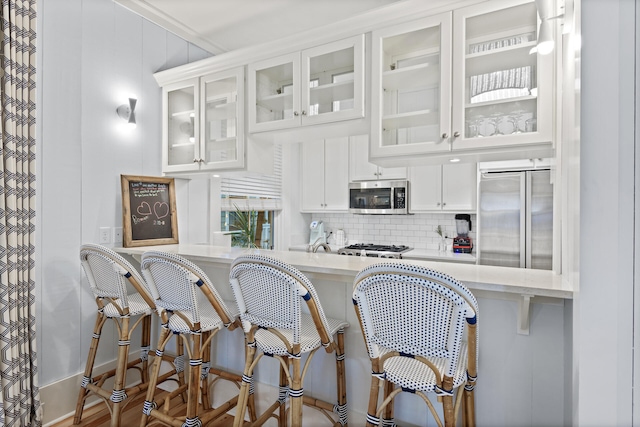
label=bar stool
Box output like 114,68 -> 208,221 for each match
74,244 -> 159,427
229,254 -> 349,427
139,250 -> 254,427
352,263 -> 478,427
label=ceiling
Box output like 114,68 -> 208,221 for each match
115,0 -> 406,55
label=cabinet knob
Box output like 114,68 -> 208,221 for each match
441,133 -> 449,139
193,159 -> 198,163
302,110 -> 307,116
453,131 -> 461,138
442,202 -> 446,206
437,202 -> 441,206
294,111 -> 299,116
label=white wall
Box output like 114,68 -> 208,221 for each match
576,0 -> 636,425
36,0 -> 211,422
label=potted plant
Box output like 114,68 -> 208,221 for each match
228,204 -> 258,248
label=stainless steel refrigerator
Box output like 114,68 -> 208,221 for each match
477,169 -> 553,270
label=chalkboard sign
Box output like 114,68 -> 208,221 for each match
121,175 -> 179,247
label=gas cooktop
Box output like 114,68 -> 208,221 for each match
337,243 -> 412,258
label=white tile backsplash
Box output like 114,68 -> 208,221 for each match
312,212 -> 477,250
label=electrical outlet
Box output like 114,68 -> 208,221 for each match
99,227 -> 111,244
113,227 -> 123,244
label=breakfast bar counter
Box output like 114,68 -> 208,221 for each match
117,244 -> 570,298
115,244 -> 572,426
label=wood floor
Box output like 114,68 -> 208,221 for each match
50,387 -> 241,427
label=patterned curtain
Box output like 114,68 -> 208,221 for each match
0,1 -> 41,426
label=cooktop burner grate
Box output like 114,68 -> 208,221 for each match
337,243 -> 412,258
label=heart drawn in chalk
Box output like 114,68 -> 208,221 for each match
136,201 -> 152,216
154,202 -> 170,219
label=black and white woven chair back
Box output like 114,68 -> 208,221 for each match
353,263 -> 478,378
229,254 -> 332,344
80,243 -> 149,309
141,251 -> 234,325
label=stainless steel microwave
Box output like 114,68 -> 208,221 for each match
349,180 -> 409,214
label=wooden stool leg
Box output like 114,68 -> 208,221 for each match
464,322 -> 478,427
278,360 -> 289,427
382,380 -> 395,426
73,313 -> 107,425
175,334 -> 188,403
335,330 -> 348,426
139,326 -> 171,427
442,376 -> 455,427
185,332 -> 202,425
110,316 -> 131,427
200,331 -> 212,411
245,342 -> 257,422
140,314 -> 152,384
365,359 -> 382,427
233,340 -> 256,427
290,353 -> 303,427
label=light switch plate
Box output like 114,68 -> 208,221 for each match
113,227 -> 123,244
99,227 -> 111,244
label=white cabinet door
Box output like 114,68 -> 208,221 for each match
370,13 -> 453,160
248,52 -> 301,133
409,163 -> 476,211
350,135 -> 406,181
442,162 -> 477,211
323,137 -> 350,210
200,67 -> 245,171
300,140 -> 326,211
301,36 -> 365,127
409,164 -> 442,211
300,138 -> 349,212
163,78 -> 200,174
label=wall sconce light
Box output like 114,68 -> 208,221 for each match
116,98 -> 137,128
530,0 -> 563,56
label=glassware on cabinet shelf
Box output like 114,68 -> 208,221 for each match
487,113 -> 505,136
508,109 -> 526,134
525,117 -> 537,133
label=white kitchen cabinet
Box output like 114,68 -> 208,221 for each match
409,162 -> 477,211
349,135 -> 406,182
370,0 -> 553,165
300,137 -> 349,212
248,35 -> 364,133
162,67 -> 246,174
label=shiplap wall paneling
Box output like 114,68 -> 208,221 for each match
38,0 -> 84,386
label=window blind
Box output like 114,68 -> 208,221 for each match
220,144 -> 282,211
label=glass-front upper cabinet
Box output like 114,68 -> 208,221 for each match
200,68 -> 244,170
163,77 -> 199,173
248,35 -> 364,133
370,13 -> 452,160
451,0 -> 552,151
162,67 -> 245,174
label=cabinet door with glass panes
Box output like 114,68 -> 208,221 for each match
199,67 -> 245,171
162,68 -> 245,174
248,35 -> 364,133
370,13 -> 452,160
163,77 -> 200,173
450,0 -> 553,151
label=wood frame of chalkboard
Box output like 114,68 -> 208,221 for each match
121,175 -> 179,248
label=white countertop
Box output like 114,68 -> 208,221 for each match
115,244 -> 572,300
